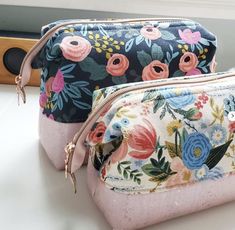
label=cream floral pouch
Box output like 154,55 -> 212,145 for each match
65,71 -> 235,229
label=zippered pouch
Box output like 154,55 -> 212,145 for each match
66,71 -> 235,230
16,18 -> 217,169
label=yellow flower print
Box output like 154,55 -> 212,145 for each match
198,48 -> 208,60
106,53 -> 111,59
115,45 -> 121,50
96,48 -> 102,53
88,32 -> 125,59
178,44 -> 189,53
167,120 -> 182,136
64,27 -> 75,33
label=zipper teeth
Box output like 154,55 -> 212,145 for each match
19,17 -> 190,76
67,71 -> 235,173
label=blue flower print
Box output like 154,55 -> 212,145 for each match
224,94 -> 235,116
121,118 -> 130,126
207,167 -> 224,180
163,89 -> 196,109
183,132 -> 212,169
194,164 -> 224,181
209,124 -> 227,146
112,122 -> 122,131
103,122 -> 123,143
194,164 -> 209,181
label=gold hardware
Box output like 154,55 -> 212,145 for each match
69,173 -> 77,194
64,142 -> 77,193
15,75 -> 26,105
64,142 -> 76,178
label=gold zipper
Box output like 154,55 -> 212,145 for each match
16,17 -> 190,103
65,71 -> 235,193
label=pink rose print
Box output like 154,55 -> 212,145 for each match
101,119 -> 156,163
185,68 -> 201,76
106,54 -> 129,76
142,60 -> 169,81
128,119 -> 157,159
179,52 -> 199,72
39,92 -> 48,108
52,69 -> 64,93
108,119 -> 157,163
140,25 -> 161,40
179,29 -> 201,45
60,36 -> 92,62
166,157 -> 192,188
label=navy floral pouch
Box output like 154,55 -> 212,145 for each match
27,18 -> 217,123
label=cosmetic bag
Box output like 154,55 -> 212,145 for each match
16,18 -> 217,169
66,71 -> 235,229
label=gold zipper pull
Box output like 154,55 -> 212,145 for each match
15,75 -> 26,105
64,142 -> 77,193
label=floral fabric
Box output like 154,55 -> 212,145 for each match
86,72 -> 235,194
36,19 -> 217,123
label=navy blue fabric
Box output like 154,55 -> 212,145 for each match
36,19 -> 217,123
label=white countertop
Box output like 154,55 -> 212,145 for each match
0,84 -> 235,230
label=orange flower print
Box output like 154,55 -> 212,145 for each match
60,36 -> 92,62
179,52 -> 198,72
106,54 -> 129,76
142,60 -> 169,81
88,121 -> 107,145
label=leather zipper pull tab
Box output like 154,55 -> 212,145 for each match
15,75 -> 26,105
65,142 -> 77,193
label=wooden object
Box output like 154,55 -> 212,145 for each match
0,36 -> 40,86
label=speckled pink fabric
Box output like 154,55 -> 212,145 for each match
87,159 -> 235,230
39,111 -> 84,170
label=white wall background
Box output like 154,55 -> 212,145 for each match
0,4 -> 234,71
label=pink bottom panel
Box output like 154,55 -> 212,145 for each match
39,111 -> 83,170
87,159 -> 235,230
